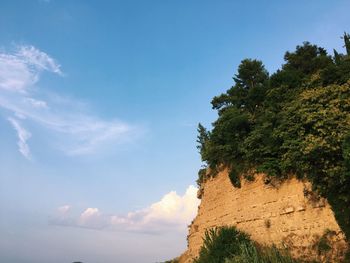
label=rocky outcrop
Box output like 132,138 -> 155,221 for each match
179,169 -> 348,262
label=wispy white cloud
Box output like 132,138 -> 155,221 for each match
0,56 -> 36,93
17,45 -> 62,76
0,45 -> 138,158
0,45 -> 61,93
7,117 -> 32,159
50,185 -> 200,233
24,98 -> 48,109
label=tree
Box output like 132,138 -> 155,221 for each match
197,35 -> 350,239
343,32 -> 350,56
212,59 -> 268,114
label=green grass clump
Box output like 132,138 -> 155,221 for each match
194,226 -> 300,263
194,226 -> 251,263
226,242 -> 298,263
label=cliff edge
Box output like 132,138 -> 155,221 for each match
179,169 -> 348,263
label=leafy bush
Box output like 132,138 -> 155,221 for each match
194,226 -> 299,263
194,226 -> 250,263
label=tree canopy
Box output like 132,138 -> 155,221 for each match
197,33 -> 350,239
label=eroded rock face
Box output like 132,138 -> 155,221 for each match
179,169 -> 348,263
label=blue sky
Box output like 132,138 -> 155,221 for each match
0,1 -> 349,262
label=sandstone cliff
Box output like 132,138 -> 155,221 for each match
179,169 -> 348,263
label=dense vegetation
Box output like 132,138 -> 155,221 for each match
197,33 -> 350,239
194,226 -> 298,263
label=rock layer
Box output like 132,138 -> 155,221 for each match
179,169 -> 348,262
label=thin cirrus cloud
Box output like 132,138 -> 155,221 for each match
7,117 -> 32,159
50,185 -> 200,234
0,45 -> 138,158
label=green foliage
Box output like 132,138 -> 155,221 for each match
162,259 -> 179,263
196,168 -> 208,187
195,226 -> 299,263
344,250 -> 350,263
343,32 -> 350,56
226,243 -> 298,263
212,59 -> 269,114
228,168 -> 241,188
317,236 -> 331,254
197,34 -> 350,240
194,226 -> 251,263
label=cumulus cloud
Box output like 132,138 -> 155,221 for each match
57,205 -> 71,214
126,185 -> 200,229
0,45 -> 138,158
50,185 -> 200,233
